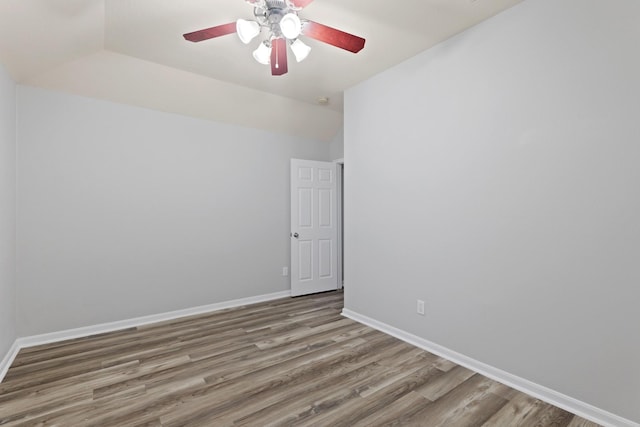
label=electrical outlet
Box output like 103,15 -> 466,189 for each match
282,267 -> 289,277
417,300 -> 425,316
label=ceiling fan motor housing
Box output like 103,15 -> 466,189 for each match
265,0 -> 289,10
254,0 -> 302,39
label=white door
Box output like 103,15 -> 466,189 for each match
290,159 -> 338,297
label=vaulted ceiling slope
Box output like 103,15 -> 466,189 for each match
0,0 -> 522,141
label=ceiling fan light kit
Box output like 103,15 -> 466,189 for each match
253,41 -> 272,64
236,19 -> 261,44
183,0 -> 366,76
279,13 -> 302,39
290,38 -> 311,62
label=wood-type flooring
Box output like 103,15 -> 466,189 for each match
0,291 -> 601,426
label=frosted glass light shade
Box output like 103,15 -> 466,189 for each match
290,39 -> 311,63
236,19 -> 260,44
279,13 -> 301,39
253,41 -> 272,65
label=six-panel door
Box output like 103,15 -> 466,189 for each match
290,159 -> 338,296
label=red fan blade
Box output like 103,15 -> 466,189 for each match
302,21 -> 365,53
183,22 -> 237,42
290,0 -> 314,8
271,38 -> 288,76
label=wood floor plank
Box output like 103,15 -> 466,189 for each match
0,291 -> 601,427
350,391 -> 432,427
567,417 -> 604,427
481,392 -> 542,426
517,403 -> 575,427
160,334 -> 403,426
299,364 -> 445,427
415,364 -> 477,401
227,342 -> 438,427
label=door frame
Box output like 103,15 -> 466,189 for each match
334,158 -> 344,290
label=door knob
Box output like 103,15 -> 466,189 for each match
292,232 -> 299,238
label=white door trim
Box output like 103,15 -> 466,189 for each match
335,160 -> 344,289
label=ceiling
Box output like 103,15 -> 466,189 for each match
0,0 -> 523,141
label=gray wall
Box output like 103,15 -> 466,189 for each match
0,64 -> 16,357
329,126 -> 344,161
344,0 -> 640,423
17,86 -> 330,336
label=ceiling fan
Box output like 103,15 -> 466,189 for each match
183,0 -> 366,76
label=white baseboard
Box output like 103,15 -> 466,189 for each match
0,290 -> 290,383
341,309 -> 638,427
0,339 -> 21,384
